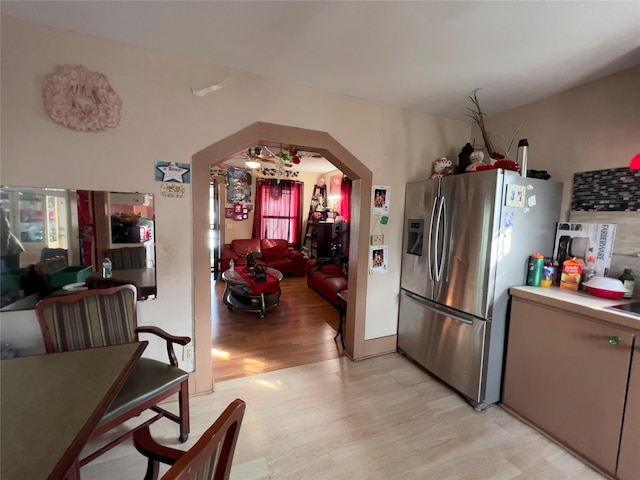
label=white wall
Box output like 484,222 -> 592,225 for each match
0,16 -> 470,350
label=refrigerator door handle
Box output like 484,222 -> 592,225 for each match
434,196 -> 446,281
427,196 -> 438,281
403,290 -> 474,325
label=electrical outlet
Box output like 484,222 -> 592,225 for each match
183,345 -> 194,361
370,235 -> 384,246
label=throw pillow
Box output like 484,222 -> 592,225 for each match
262,245 -> 287,261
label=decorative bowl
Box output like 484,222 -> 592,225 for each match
582,277 -> 628,299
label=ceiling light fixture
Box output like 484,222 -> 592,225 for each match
245,146 -> 262,169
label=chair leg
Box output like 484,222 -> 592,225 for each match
144,458 -> 160,480
178,380 -> 190,443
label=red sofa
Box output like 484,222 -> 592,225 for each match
220,239 -> 306,277
306,258 -> 348,308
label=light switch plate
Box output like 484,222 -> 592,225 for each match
370,235 -> 384,245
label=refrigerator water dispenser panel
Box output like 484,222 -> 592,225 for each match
407,219 -> 424,255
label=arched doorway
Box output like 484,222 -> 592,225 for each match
191,122 -> 372,393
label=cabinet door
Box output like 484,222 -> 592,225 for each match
502,298 -> 634,475
617,344 -> 640,480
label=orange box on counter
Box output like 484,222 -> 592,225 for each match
560,258 -> 583,290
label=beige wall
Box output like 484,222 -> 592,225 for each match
7,16 -> 633,364
471,65 -> 640,219
0,16 -> 470,356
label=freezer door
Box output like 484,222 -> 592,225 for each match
434,171 -> 502,318
397,289 -> 489,403
401,180 -> 440,299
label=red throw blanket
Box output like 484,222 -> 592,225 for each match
237,269 -> 280,295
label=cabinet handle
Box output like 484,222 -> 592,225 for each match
608,336 -> 621,346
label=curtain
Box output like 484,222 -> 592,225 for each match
252,179 -> 303,248
340,176 -> 352,223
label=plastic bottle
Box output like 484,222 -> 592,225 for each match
229,259 -> 235,272
541,258 -> 555,287
527,253 -> 544,287
580,256 -> 597,291
102,257 -> 112,278
619,269 -> 635,299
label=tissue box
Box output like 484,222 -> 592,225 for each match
552,222 -> 617,276
48,266 -> 92,289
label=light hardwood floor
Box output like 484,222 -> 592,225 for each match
81,354 -> 606,480
211,275 -> 346,382
81,274 -> 606,479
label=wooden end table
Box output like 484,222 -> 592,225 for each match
336,290 -> 348,349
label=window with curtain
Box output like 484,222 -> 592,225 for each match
252,179 -> 303,248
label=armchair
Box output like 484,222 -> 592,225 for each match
35,285 -> 191,466
133,398 -> 246,480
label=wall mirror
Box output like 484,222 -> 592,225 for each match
0,186 -> 156,310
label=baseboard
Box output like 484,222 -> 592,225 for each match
358,334 -> 397,360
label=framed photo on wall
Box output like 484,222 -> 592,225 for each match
371,185 -> 390,215
330,173 -> 342,196
224,207 -> 234,219
369,245 -> 388,274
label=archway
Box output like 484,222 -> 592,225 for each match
191,122 -> 372,393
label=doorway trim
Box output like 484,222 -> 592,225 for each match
191,122 -> 372,393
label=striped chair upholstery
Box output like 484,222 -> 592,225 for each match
133,399 -> 246,480
37,285 -> 137,352
105,246 -> 147,270
35,285 -> 191,467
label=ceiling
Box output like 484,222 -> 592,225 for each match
2,1 -> 639,173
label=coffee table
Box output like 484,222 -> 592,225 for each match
222,267 -> 284,318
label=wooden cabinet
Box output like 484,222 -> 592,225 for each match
617,344 -> 640,480
503,297 -> 636,477
316,222 -> 348,258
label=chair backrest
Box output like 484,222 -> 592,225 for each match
105,246 -> 146,270
40,247 -> 69,263
163,399 -> 246,480
35,285 -> 138,353
85,275 -> 143,300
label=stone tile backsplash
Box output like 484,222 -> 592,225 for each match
572,167 -> 640,211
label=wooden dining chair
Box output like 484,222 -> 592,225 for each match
35,285 -> 191,466
85,275 -> 144,300
105,246 -> 147,270
133,399 -> 246,480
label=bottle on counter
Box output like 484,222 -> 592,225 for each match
527,253 -> 544,287
580,256 -> 597,291
102,257 -> 112,278
541,258 -> 555,287
619,269 -> 635,299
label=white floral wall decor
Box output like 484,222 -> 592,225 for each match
42,65 -> 122,132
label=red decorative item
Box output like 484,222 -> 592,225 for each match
630,153 -> 640,170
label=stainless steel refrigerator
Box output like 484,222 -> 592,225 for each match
398,169 -> 562,410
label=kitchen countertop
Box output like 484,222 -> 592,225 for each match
509,286 -> 639,331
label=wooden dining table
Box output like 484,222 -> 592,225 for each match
111,267 -> 157,298
0,342 -> 147,480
